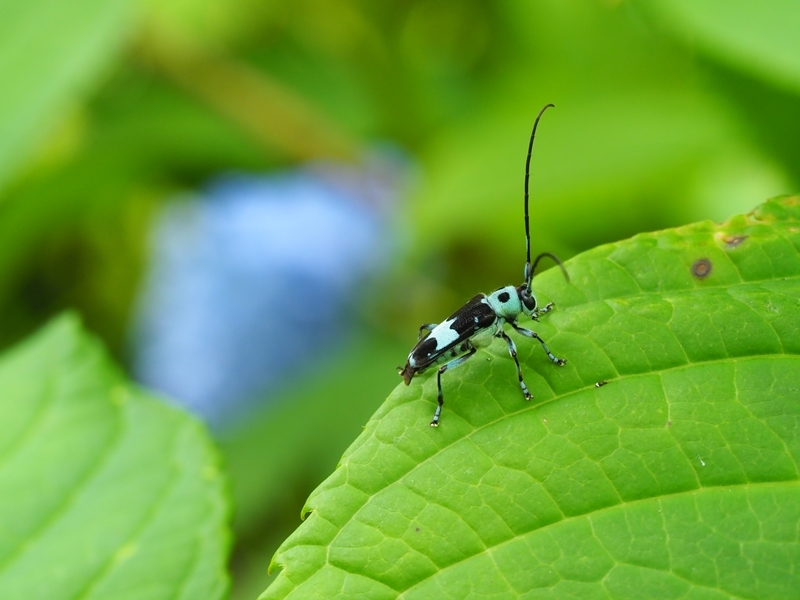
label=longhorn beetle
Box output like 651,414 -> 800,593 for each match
399,103 -> 569,427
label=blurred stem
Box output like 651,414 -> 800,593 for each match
135,23 -> 363,164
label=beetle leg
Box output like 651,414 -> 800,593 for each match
432,345 -> 477,427
498,330 -> 532,401
510,322 -> 566,366
418,323 -> 438,341
536,302 -> 555,317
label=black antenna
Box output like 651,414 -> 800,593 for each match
532,251 -> 570,283
524,103 -> 555,290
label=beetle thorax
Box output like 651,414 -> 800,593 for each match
486,285 -> 523,319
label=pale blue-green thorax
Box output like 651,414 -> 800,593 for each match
485,284 -> 539,320
486,285 -> 522,319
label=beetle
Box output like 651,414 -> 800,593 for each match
399,103 -> 568,426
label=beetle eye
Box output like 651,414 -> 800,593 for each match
517,286 -> 537,310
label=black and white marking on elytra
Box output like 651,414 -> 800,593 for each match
399,103 -> 569,427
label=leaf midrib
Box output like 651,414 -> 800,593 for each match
70,418 -> 183,600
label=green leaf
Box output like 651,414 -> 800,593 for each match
0,314 -> 229,599
264,196 -> 800,599
0,0 -> 139,194
643,0 -> 800,95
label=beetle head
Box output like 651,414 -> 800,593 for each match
516,284 -> 538,317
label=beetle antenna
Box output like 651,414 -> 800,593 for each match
532,251 -> 569,283
524,103 -> 555,290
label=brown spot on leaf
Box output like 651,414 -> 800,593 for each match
723,235 -> 748,248
692,258 -> 712,279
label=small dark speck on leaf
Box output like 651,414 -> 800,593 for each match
415,527 -> 420,533
666,420 -> 672,427
595,380 -> 608,388
723,235 -> 748,248
692,258 -> 712,279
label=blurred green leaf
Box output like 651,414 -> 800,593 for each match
409,0 -> 790,295
0,0 -> 140,195
643,0 -> 800,95
0,314 -> 229,599
414,88 -> 738,257
264,196 -> 800,598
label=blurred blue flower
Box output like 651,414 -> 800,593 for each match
131,160 -> 401,428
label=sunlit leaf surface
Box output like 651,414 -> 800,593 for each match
264,196 -> 800,599
0,315 -> 229,599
